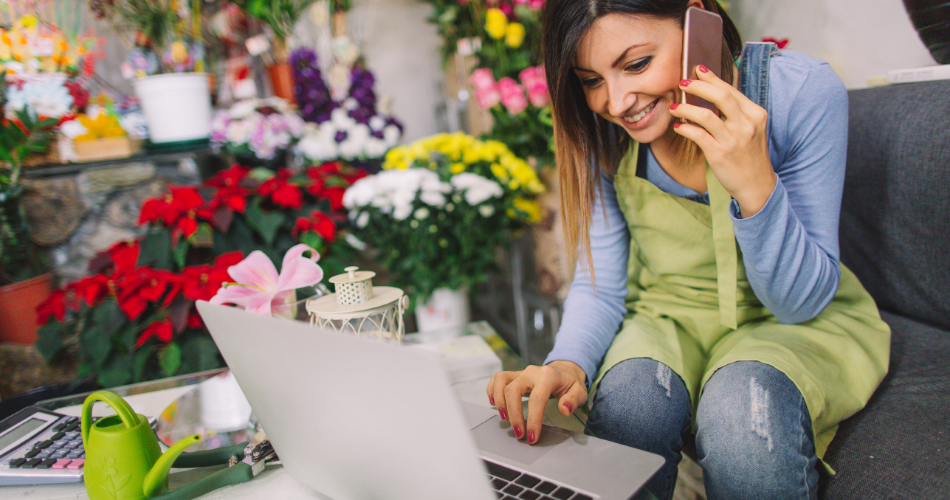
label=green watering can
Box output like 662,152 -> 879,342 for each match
81,391 -> 202,500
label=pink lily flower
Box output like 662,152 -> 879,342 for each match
210,244 -> 323,316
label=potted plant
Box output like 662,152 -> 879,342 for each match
90,0 -> 213,145
0,78 -> 58,344
343,132 -> 544,331
232,0 -> 320,103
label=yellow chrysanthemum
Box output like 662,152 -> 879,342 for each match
505,23 -> 526,49
513,197 -> 543,224
485,8 -> 508,40
450,163 -> 466,175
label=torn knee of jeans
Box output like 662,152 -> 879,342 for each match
656,363 -> 673,398
749,377 -> 774,452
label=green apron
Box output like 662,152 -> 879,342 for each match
590,141 -> 890,462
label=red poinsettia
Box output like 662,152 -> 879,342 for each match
116,268 -> 182,320
204,164 -> 250,188
135,318 -> 174,348
258,169 -> 303,209
322,186 -> 347,211
66,274 -> 114,308
292,210 -> 337,241
107,240 -> 142,276
168,251 -> 245,303
36,290 -> 67,324
138,186 -> 214,242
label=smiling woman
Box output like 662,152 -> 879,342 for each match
485,1 -> 892,499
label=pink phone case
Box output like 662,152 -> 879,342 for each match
682,7 -> 723,116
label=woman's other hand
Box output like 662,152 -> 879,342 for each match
671,64 -> 777,218
486,360 -> 588,444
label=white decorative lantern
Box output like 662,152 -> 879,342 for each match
306,266 -> 409,341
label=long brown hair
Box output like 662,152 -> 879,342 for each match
542,0 -> 742,277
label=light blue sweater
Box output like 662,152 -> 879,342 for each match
544,50 -> 850,385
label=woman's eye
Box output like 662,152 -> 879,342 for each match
580,76 -> 602,88
625,57 -> 652,73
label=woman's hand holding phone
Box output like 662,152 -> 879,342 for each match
486,361 -> 588,445
671,65 -> 777,218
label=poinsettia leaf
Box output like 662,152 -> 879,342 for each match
190,222 -> 214,248
139,230 -> 172,270
35,320 -> 64,362
167,298 -> 192,335
173,239 -> 189,269
212,206 -> 234,233
158,343 -> 182,377
92,300 -> 126,337
300,232 -> 325,254
97,354 -> 132,388
245,200 -> 285,247
79,323 -> 111,369
247,167 -> 275,182
179,334 -> 222,374
133,348 -> 153,382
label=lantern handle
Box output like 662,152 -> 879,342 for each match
345,266 -> 359,280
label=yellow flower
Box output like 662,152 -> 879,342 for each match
505,23 -> 526,49
450,163 -> 466,175
512,197 -> 543,224
75,112 -> 127,141
485,8 -> 508,40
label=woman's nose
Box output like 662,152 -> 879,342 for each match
606,81 -> 633,118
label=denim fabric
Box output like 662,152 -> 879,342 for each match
589,359 -> 818,500
738,42 -> 780,111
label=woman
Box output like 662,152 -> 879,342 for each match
485,0 -> 890,499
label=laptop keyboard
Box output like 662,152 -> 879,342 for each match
483,460 -> 594,500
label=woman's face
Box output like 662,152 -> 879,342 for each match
573,11 -> 688,145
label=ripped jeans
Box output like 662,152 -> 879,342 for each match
587,359 -> 819,500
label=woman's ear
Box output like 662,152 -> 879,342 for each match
689,0 -> 706,10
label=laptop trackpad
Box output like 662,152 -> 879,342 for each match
471,417 -> 569,465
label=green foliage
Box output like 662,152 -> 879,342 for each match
234,0 -> 318,43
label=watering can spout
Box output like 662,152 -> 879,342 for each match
142,434 -> 202,498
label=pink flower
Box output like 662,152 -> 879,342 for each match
528,0 -> 544,10
513,0 -> 528,4
470,68 -> 497,92
474,87 -> 502,109
497,77 -> 528,114
209,244 -> 323,316
498,3 -> 513,18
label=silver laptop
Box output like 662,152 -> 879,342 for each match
196,301 -> 663,500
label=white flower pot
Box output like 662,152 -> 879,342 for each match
133,73 -> 212,144
415,287 -> 471,333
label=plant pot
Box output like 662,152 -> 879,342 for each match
903,0 -> 950,64
415,287 -> 471,333
0,272 -> 52,345
133,73 -> 213,144
267,63 -> 296,104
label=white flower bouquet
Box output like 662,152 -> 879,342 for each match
343,132 -> 544,306
295,99 -> 402,164
211,97 -> 305,161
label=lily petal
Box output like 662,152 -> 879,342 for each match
227,251 -> 279,292
210,284 -> 273,311
283,244 -> 320,266
276,254 -> 324,292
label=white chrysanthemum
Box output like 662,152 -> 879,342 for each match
229,100 -> 257,119
414,207 -> 430,219
479,205 -> 495,217
451,173 -> 503,205
356,212 -> 370,228
364,138 -> 388,159
369,116 -> 386,131
383,125 -> 401,146
330,108 -> 355,129
419,190 -> 446,207
343,98 -> 359,111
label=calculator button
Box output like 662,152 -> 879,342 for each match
36,440 -> 54,449
67,452 -> 83,459
51,431 -> 66,440
36,458 -> 57,469
22,458 -> 42,469
35,451 -> 52,459
9,458 -> 26,468
51,450 -> 69,458
53,422 -> 67,431
25,449 -> 41,458
65,431 -> 80,438
52,459 -> 72,469
66,417 -> 79,424
66,459 -> 85,470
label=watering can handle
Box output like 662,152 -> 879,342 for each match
81,390 -> 140,445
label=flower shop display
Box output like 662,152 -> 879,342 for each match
35,161 -> 366,387
211,97 -> 306,168
90,0 -> 213,144
343,133 -> 544,329
290,47 -> 404,170
0,77 -> 58,343
306,266 -> 409,340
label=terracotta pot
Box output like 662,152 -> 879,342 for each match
268,62 -> 296,104
0,273 -> 52,345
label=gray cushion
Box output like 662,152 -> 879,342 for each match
839,80 -> 950,331
819,311 -> 950,499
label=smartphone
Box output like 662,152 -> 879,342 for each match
682,6 -> 723,117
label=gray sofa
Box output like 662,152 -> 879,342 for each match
820,80 -> 950,498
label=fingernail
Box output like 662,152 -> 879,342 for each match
527,430 -> 536,443
565,402 -> 573,413
674,123 -> 682,129
680,79 -> 691,87
698,64 -> 709,73
499,408 -> 508,420
669,103 -> 678,110
489,395 -> 494,406
514,425 -> 523,439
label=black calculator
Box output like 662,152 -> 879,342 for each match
0,406 -> 94,486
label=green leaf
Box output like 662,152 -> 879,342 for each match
178,334 -> 223,374
79,323 -> 111,369
190,222 -> 214,248
158,342 -> 182,377
35,320 -> 64,362
92,300 -> 126,338
97,354 -> 132,388
173,239 -> 189,269
133,347 -> 153,382
245,200 -> 286,247
300,232 -> 325,254
139,231 -> 172,270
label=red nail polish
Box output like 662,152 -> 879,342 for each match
499,408 -> 508,420
674,123 -> 682,129
514,425 -> 523,439
669,103 -> 679,110
489,395 -> 494,406
527,430 -> 536,443
680,79 -> 691,87
697,64 -> 709,73
565,402 -> 573,413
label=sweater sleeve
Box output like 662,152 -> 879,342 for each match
543,174 -> 631,386
729,63 -> 848,324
